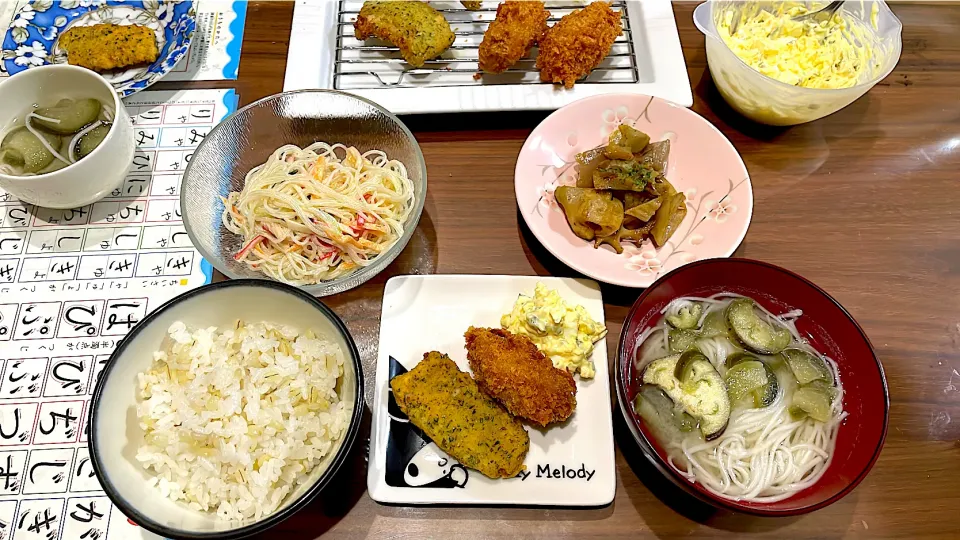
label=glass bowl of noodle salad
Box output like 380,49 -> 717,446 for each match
694,0 -> 902,126
181,90 -> 427,296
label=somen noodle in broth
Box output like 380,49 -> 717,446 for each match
632,293 -> 846,503
0,98 -> 114,176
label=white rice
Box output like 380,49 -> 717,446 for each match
135,320 -> 349,521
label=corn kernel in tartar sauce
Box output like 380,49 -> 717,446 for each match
718,2 -> 880,89
501,283 -> 607,378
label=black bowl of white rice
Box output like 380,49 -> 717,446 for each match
89,280 -> 364,539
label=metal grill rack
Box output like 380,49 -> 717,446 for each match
333,1 -> 640,90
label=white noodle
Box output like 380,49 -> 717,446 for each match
29,113 -> 60,125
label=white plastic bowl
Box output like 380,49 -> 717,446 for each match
694,0 -> 903,126
0,65 -> 134,208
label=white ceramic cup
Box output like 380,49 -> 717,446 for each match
0,64 -> 134,209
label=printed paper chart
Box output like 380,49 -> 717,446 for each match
0,87 -> 238,540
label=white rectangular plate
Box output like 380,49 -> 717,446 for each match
368,275 -> 616,506
284,0 -> 692,114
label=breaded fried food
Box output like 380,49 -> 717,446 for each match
461,0 -> 482,9
390,351 -> 529,479
536,1 -> 623,88
58,23 -> 159,72
354,1 -> 455,68
465,327 -> 577,427
478,1 -> 550,74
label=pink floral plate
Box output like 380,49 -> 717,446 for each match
515,94 -> 753,288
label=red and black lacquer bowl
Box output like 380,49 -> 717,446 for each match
615,258 -> 889,516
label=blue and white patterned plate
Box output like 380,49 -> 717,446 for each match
1,0 -> 196,97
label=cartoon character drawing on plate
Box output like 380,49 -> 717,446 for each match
403,443 -> 469,488
385,356 -> 470,489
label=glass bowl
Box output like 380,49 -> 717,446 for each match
181,90 -> 427,296
615,258 -> 889,516
694,0 -> 903,126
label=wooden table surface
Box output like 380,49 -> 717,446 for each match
155,2 -> 960,538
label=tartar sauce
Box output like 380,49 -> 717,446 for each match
501,283 -> 606,379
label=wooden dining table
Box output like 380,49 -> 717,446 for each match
155,2 -> 960,538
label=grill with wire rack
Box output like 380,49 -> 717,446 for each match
333,1 -> 639,90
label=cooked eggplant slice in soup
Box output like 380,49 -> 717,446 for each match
700,310 -> 734,339
789,385 -> 833,422
32,98 -> 102,134
725,352 -> 780,408
0,127 -> 61,174
780,348 -> 833,385
667,328 -> 699,353
642,351 -> 730,440
632,384 -> 698,442
726,298 -> 792,354
665,302 -> 703,330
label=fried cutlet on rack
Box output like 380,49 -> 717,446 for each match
478,1 -> 550,74
354,1 -> 455,68
536,1 -> 623,88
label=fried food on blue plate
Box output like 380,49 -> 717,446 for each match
58,23 -> 159,72
390,351 -> 529,479
465,327 -> 577,427
479,1 -> 550,74
536,1 -> 623,88
354,1 -> 455,68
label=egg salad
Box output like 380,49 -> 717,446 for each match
501,283 -> 607,378
718,2 -> 880,89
